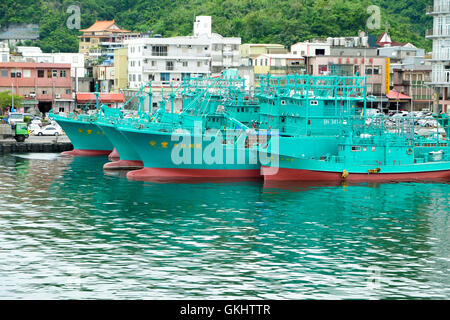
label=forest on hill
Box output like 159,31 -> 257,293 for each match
0,0 -> 433,53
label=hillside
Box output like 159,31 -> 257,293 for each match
0,0 -> 433,53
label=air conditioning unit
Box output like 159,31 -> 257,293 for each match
29,93 -> 36,98
55,94 -> 61,99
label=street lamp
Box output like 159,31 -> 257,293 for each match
11,82 -> 14,111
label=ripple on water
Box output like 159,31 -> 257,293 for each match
0,154 -> 449,299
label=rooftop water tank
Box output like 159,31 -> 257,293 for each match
361,36 -> 368,47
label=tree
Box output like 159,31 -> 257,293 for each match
0,91 -> 24,115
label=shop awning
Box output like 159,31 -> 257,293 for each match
387,90 -> 412,100
76,93 -> 124,104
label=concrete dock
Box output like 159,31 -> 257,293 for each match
0,135 -> 73,154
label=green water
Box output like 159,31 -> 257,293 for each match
0,153 -> 449,299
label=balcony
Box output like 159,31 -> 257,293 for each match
426,4 -> 450,15
430,70 -> 450,84
426,29 -> 450,38
431,52 -> 450,61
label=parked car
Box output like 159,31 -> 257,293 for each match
391,111 -> 409,119
34,125 -> 63,136
30,119 -> 42,126
417,117 -> 437,128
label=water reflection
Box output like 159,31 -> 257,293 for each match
0,154 -> 449,299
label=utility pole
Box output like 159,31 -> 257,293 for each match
11,82 -> 14,111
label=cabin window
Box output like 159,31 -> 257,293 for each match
281,100 -> 286,105
351,146 -> 361,152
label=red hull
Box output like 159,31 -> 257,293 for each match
103,159 -> 144,170
127,167 -> 262,182
62,149 -> 112,157
108,148 -> 120,161
262,167 -> 450,182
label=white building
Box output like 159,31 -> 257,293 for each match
14,47 -> 86,78
0,42 -> 9,62
426,0 -> 450,113
126,16 -> 241,89
291,41 -> 330,57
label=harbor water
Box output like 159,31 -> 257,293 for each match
0,153 -> 449,299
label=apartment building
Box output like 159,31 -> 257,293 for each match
0,62 -> 73,114
426,0 -> 450,113
126,16 -> 241,89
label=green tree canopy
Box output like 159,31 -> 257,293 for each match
0,0 -> 433,53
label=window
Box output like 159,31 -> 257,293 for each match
351,146 -> 361,152
181,73 -> 191,80
148,74 -> 155,81
166,61 -> 174,71
152,61 -> 156,67
138,74 -> 142,82
1,69 -> 8,77
182,61 -> 188,67
60,70 -> 67,78
373,66 -> 380,75
47,70 -> 52,78
38,70 -> 45,78
160,73 -> 170,82
132,74 -> 136,81
66,89 -> 71,94
42,90 -> 47,94
152,45 -> 168,56
365,67 -> 373,75
59,107 -> 65,113
372,84 -> 382,94
315,49 -> 325,56
52,70 -> 58,77
1,54 -> 7,62
23,70 -> 31,78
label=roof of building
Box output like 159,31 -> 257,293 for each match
387,90 -> 412,100
0,23 -> 39,40
0,62 -> 71,68
243,43 -> 285,47
254,54 -> 305,59
80,20 -> 131,33
76,93 -> 124,103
